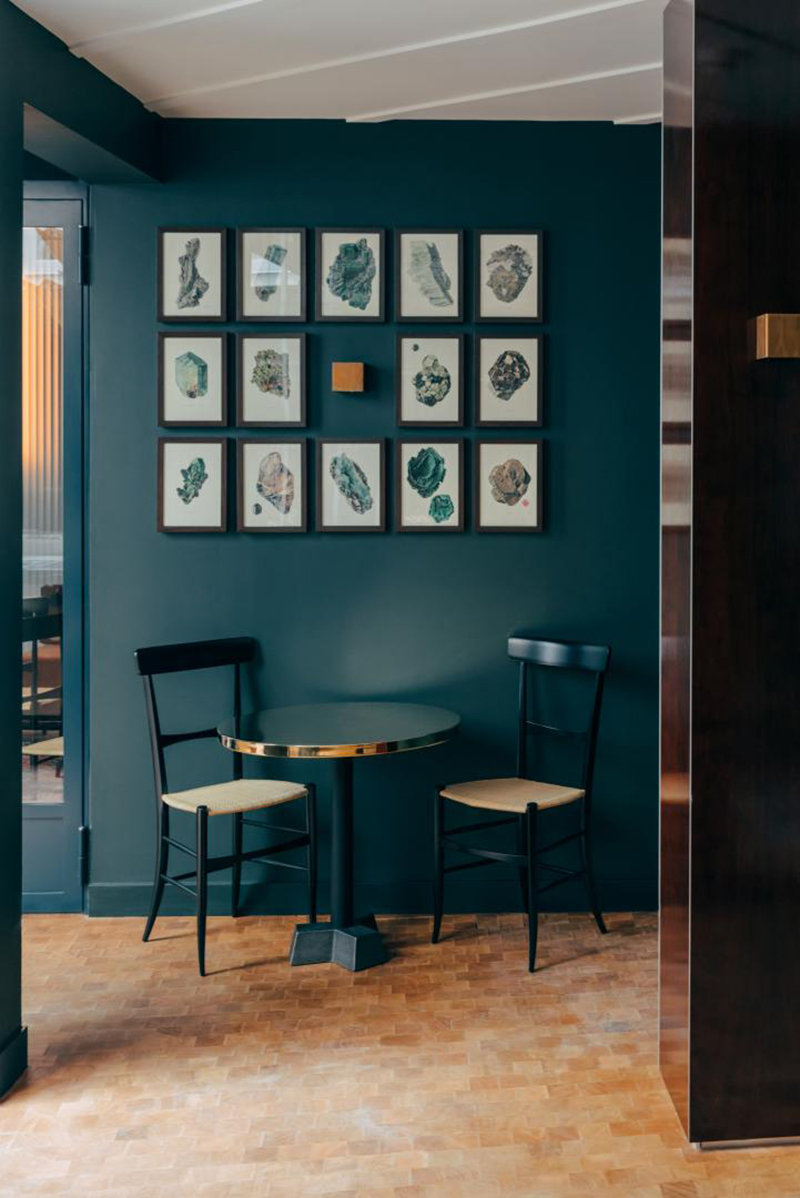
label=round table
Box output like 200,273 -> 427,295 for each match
218,702 -> 460,971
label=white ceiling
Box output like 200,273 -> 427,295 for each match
14,0 -> 666,122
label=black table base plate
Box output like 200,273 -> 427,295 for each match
289,915 -> 388,971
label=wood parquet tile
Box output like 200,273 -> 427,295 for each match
3,912 -> 798,1196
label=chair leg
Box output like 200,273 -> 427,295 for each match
431,788 -> 445,944
231,812 -> 243,917
516,814 -> 529,915
526,802 -> 539,973
197,806 -> 209,977
143,802 -> 169,943
580,820 -> 607,935
306,784 -> 318,923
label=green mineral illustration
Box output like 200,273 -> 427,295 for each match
330,454 -> 373,514
407,446 -> 446,499
176,457 -> 208,504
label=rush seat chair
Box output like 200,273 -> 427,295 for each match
135,636 -> 317,975
432,633 -> 611,972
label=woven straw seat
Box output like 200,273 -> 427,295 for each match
22,736 -> 64,758
163,777 -> 306,817
441,777 -> 584,814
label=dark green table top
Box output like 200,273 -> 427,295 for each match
218,701 -> 459,759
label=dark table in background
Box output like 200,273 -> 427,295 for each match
218,702 -> 459,971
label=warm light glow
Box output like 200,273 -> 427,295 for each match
22,226 -> 64,597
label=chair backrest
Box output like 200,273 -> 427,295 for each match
134,636 -> 257,798
507,631 -> 611,809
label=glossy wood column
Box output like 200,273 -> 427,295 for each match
661,0 -> 800,1143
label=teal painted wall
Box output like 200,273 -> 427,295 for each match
86,119 -> 661,917
0,0 -> 158,1092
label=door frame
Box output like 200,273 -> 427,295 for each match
22,183 -> 88,913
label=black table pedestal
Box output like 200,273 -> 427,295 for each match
289,758 -> 388,971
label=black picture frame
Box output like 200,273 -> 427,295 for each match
474,333 -> 544,429
315,228 -> 385,322
157,332 -> 228,428
157,227 -> 227,323
236,227 -> 307,322
474,440 -> 543,533
316,438 -> 386,532
395,228 -> 464,323
157,437 -> 227,533
395,439 -> 465,533
236,438 -> 308,533
475,230 -> 543,324
395,334 -> 465,428
236,332 -> 307,428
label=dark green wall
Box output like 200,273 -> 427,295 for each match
87,119 -> 661,918
0,0 -> 158,1094
23,151 -> 73,180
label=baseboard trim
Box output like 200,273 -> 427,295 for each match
87,878 -> 656,918
0,1027 -> 28,1100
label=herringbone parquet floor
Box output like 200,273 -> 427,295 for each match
3,912 -> 799,1196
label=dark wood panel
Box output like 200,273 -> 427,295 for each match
691,0 -> 800,1141
663,0 -> 800,1143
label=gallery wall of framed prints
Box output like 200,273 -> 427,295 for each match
155,226 -> 547,534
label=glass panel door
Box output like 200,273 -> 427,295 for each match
22,197 -> 84,913
22,226 -> 64,805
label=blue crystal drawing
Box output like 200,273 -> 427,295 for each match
176,237 -> 209,309
413,354 -> 451,407
176,457 -> 208,504
330,454 -> 373,514
485,243 -> 533,304
429,494 -> 455,523
326,238 -> 375,310
252,243 -> 288,302
174,351 -> 208,399
488,350 -> 531,400
407,447 -> 446,499
407,240 -> 453,308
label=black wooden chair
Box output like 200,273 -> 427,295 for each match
432,633 -> 611,972
135,636 -> 317,976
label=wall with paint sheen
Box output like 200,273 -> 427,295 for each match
86,118 -> 661,917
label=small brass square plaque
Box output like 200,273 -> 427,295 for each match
752,314 -> 800,360
332,362 -> 365,392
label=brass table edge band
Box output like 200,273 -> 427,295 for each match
218,731 -> 454,759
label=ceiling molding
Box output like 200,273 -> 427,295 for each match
69,0 -> 269,55
344,62 -> 662,123
613,110 -> 662,123
144,0 -> 654,110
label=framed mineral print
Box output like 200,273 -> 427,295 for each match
236,333 -> 306,427
316,439 -> 386,531
395,229 -> 463,321
395,440 -> 464,532
158,228 -> 226,322
476,230 -> 542,322
395,335 -> 464,427
237,228 -> 306,321
158,333 -> 227,427
475,440 -> 542,532
157,437 -> 227,533
315,228 -> 385,322
237,439 -> 307,533
475,335 -> 542,427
